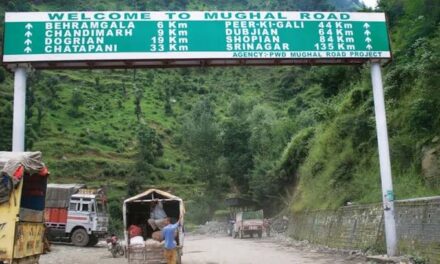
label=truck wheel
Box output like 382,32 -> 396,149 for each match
87,235 -> 99,247
71,228 -> 89,247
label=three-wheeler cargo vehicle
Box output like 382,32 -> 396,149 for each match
123,189 -> 184,264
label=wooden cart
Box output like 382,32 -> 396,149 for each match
123,189 -> 184,264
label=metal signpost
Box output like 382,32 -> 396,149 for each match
2,11 -> 396,256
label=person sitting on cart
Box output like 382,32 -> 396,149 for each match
148,200 -> 168,231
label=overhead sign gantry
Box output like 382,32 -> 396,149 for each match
3,11 -> 390,68
2,10 -> 397,258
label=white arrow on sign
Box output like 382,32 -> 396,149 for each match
24,39 -> 32,45
363,23 -> 370,29
24,31 -> 32,37
364,30 -> 371,36
24,47 -> 32,53
25,23 -> 33,30
365,37 -> 372,43
366,44 -> 373,50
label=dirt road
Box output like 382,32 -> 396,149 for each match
40,235 -> 366,264
183,235 -> 366,264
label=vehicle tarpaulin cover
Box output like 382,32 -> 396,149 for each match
45,183 -> 86,208
0,151 -> 46,204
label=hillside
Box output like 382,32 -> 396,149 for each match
1,0 -> 439,228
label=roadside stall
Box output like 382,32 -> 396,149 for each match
123,189 -> 184,264
0,152 -> 49,264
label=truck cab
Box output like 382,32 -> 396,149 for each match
66,192 -> 108,246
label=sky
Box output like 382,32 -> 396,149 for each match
362,0 -> 378,8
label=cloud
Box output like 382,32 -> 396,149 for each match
362,0 -> 377,8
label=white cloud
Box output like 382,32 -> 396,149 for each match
362,0 -> 378,8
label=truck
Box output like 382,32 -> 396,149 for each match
44,183 -> 109,247
224,196 -> 260,237
0,151 -> 49,264
233,210 -> 264,239
123,189 -> 185,264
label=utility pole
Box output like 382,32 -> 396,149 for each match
370,62 -> 397,256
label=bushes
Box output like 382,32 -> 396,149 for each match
0,68 -> 5,83
184,199 -> 215,225
46,158 -> 134,181
276,127 -> 315,178
407,97 -> 438,133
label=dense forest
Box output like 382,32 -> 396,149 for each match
0,0 -> 439,230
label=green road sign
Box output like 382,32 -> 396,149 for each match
3,11 -> 391,68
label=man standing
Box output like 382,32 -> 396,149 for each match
148,200 -> 167,230
162,217 -> 181,264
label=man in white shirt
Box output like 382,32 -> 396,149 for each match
148,200 -> 168,231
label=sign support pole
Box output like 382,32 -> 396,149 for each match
370,62 -> 397,256
12,65 -> 28,152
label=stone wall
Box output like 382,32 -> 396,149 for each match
288,197 -> 440,263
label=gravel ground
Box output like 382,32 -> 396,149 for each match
39,241 -> 123,264
39,234 -> 367,264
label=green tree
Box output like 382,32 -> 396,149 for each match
221,97 -> 253,193
35,100 -> 45,129
0,68 -> 6,83
6,0 -> 31,11
181,97 -> 224,214
0,104 -> 13,150
134,84 -> 143,121
68,89 -> 84,117
163,83 -> 173,116
121,79 -> 127,98
95,76 -> 102,92
127,178 -> 144,197
136,123 -> 163,173
43,76 -> 60,109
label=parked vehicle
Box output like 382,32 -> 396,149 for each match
106,235 -> 124,258
233,210 -> 264,239
45,183 -> 109,246
0,151 -> 49,264
123,189 -> 185,264
224,196 -> 260,237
